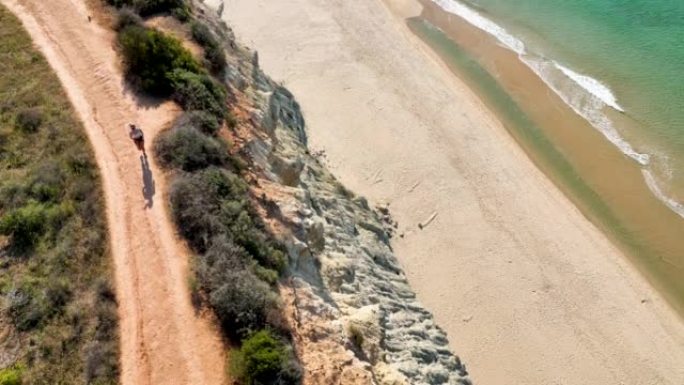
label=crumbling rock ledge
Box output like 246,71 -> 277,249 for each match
195,2 -> 472,384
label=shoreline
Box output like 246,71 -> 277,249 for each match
413,0 -> 684,317
215,0 -> 684,383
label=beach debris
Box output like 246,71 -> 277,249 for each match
408,180 -> 421,192
462,315 -> 473,323
368,168 -> 383,184
418,211 -> 438,230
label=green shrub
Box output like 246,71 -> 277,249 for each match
169,69 -> 227,119
0,201 -> 49,249
6,279 -> 74,332
190,21 -> 215,47
118,25 -> 200,95
0,182 -> 27,211
7,288 -> 45,331
169,167 -> 248,251
190,21 -> 226,73
15,108 -> 42,132
171,4 -> 191,22
204,44 -> 227,73
253,265 -> 279,286
84,340 -> 119,383
177,110 -> 221,135
0,365 -> 23,385
234,330 -> 300,385
169,168 -> 286,271
29,163 -> 64,202
154,124 -> 228,171
203,262 -> 275,334
45,280 -> 72,310
115,7 -> 142,31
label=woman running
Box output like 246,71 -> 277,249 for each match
128,123 -> 146,156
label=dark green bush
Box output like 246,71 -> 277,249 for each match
115,7 -> 142,31
202,260 -> 275,334
169,167 -> 247,251
177,110 -> 221,135
204,44 -> 227,73
169,168 -> 286,271
170,5 -> 191,22
169,69 -> 227,119
234,330 -> 301,385
107,0 -> 186,17
29,163 -> 64,202
15,108 -> 42,132
105,0 -> 132,7
135,0 -> 186,16
190,21 -> 226,73
154,124 -> 228,171
118,25 -> 200,95
6,282 -> 69,332
190,21 -> 215,47
84,340 -> 119,383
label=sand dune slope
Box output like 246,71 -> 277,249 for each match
0,1 -> 226,384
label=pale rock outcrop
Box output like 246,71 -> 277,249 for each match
194,2 -> 472,384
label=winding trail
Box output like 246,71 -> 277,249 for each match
0,0 -> 227,384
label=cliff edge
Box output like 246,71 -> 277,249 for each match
194,2 -> 471,384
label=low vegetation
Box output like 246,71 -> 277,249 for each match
168,69 -> 227,119
190,21 -> 227,73
118,22 -> 200,95
106,0 -> 188,18
155,120 -> 228,171
107,2 -> 301,383
232,330 -> 301,385
0,6 -> 118,384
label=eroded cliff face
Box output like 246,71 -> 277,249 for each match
194,3 -> 471,384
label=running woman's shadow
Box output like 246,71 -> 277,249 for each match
141,155 -> 155,208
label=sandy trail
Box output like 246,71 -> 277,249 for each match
0,0 -> 226,384
217,0 -> 684,383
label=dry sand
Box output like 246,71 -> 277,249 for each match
0,0 -> 226,384
215,0 -> 684,383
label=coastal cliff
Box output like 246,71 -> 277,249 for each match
193,2 -> 471,384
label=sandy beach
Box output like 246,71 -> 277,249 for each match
214,0 -> 684,383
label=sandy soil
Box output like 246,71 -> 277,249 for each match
215,0 -> 684,383
0,0 -> 226,384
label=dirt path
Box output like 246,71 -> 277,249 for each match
0,0 -> 227,384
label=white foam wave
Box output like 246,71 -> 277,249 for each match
643,170 -> 684,219
524,58 -> 650,165
429,0 -> 649,167
555,64 -> 624,112
426,0 -> 684,217
431,0 -> 526,55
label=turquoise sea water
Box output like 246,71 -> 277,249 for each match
433,0 -> 684,215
